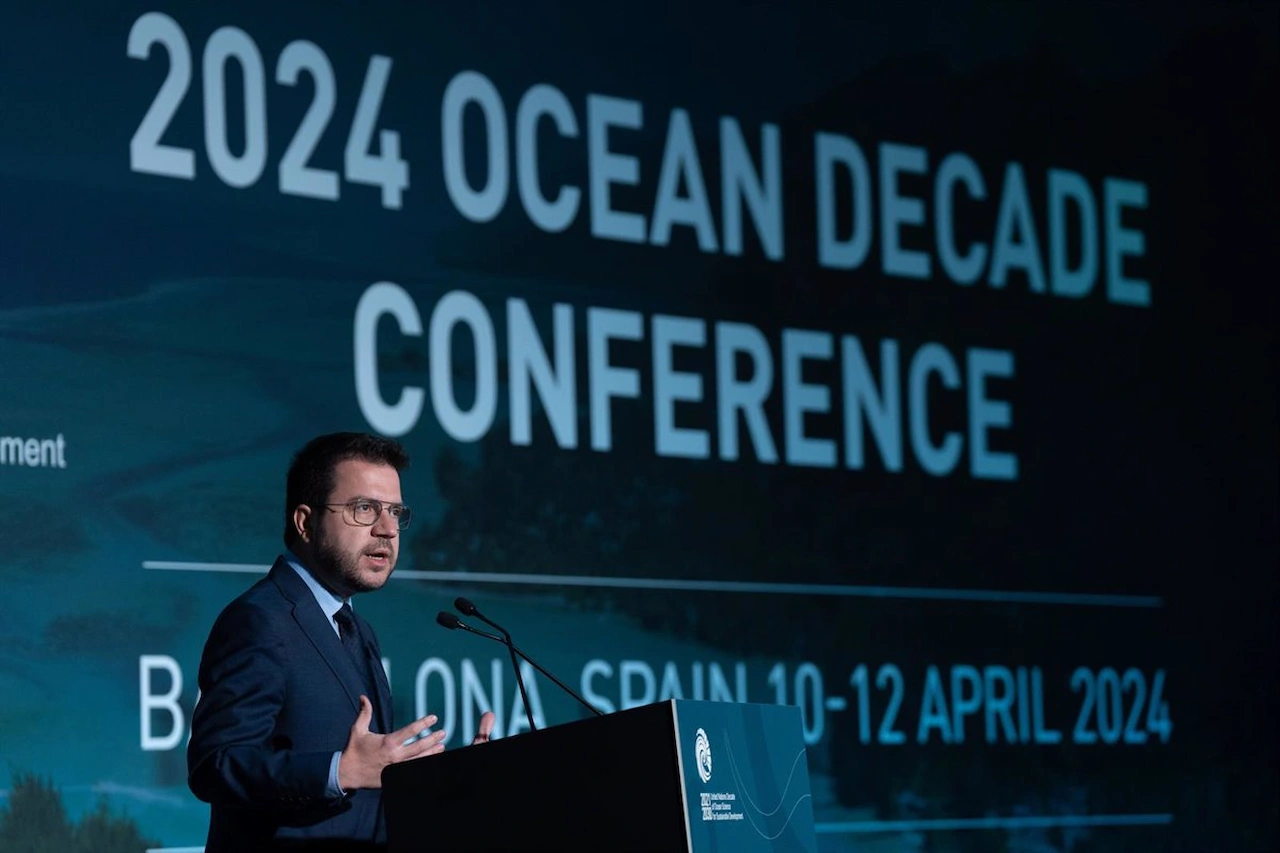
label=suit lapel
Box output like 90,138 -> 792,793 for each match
354,609 -> 394,732
269,559 -> 374,725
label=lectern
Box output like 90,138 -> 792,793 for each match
383,699 -> 817,852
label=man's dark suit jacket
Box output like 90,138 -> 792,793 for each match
188,557 -> 394,851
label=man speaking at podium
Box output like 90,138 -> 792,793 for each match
188,432 -> 495,851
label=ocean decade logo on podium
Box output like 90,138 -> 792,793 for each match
694,727 -> 712,783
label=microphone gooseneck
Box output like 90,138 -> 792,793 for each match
453,598 -> 537,732
438,599 -> 604,722
437,610 -> 505,642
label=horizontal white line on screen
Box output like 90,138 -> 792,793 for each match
816,812 -> 1174,833
141,561 -> 1163,608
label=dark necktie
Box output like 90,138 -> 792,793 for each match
335,603 -> 379,704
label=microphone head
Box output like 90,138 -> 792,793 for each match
436,611 -> 462,630
454,596 -> 479,616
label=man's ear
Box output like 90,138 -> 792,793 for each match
293,505 -> 314,544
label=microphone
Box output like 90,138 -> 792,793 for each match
435,610 -> 503,643
449,597 -> 603,722
452,597 -> 537,732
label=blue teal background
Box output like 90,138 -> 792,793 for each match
1,2 -> 1276,851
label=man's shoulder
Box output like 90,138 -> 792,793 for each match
212,558 -> 298,621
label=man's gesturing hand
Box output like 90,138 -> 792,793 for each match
338,696 -> 445,791
471,710 -> 496,745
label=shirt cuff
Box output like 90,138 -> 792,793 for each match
327,750 -> 345,798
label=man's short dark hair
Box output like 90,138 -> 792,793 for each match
283,432 -> 410,547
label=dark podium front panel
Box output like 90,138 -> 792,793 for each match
382,699 -> 816,852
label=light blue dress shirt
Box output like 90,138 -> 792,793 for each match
284,552 -> 350,798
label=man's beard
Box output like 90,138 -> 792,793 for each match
312,527 -> 394,595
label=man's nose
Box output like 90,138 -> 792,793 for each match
372,510 -> 399,536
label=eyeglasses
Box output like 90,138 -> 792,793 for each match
323,497 -> 413,530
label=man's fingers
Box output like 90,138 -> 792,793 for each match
393,713 -> 439,744
472,710 -> 497,745
400,730 -> 447,759
398,728 -> 446,751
